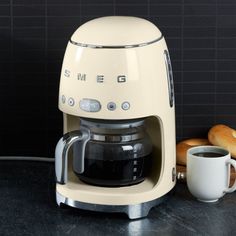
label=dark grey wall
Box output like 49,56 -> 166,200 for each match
0,0 -> 236,157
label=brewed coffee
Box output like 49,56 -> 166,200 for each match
193,152 -> 223,158
77,154 -> 152,187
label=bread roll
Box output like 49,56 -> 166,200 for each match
208,124 -> 236,158
176,138 -> 210,165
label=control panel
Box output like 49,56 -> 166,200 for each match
61,96 -> 130,112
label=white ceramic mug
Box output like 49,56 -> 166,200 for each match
187,146 -> 236,202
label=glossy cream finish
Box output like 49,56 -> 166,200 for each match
56,16 -> 176,206
59,39 -> 171,120
70,16 -> 162,46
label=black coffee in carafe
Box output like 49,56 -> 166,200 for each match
73,118 -> 152,187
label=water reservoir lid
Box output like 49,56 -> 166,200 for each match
70,16 -> 162,48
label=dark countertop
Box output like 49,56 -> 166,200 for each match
0,161 -> 236,236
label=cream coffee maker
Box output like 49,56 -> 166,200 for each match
55,16 -> 176,219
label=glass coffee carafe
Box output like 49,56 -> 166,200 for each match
56,118 -> 152,187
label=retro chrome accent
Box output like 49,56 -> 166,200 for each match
69,35 -> 163,49
56,191 -> 167,219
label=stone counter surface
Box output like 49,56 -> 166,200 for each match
0,161 -> 236,236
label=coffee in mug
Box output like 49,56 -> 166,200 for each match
193,152 -> 223,158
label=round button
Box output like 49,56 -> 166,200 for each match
61,95 -> 66,104
68,97 -> 75,106
107,102 -> 116,111
122,102 -> 130,110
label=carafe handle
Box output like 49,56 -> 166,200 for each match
55,128 -> 90,184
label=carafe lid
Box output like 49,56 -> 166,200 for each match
80,118 -> 145,130
70,16 -> 162,47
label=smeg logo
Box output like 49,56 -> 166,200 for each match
64,70 -> 127,83
96,75 -> 126,83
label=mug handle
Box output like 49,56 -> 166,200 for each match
55,128 -> 90,184
224,159 -> 236,193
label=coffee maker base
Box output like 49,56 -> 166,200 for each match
56,191 -> 167,219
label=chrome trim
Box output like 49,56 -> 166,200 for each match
61,131 -> 84,183
164,50 -> 174,107
56,191 -> 167,219
56,129 -> 90,184
91,132 -> 145,142
69,35 -> 163,49
80,117 -> 145,129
